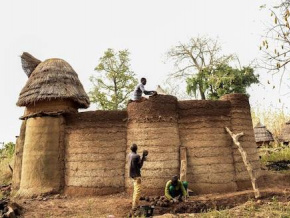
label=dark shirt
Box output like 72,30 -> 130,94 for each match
128,152 -> 144,178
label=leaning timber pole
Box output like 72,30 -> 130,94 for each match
180,146 -> 187,182
225,127 -> 261,198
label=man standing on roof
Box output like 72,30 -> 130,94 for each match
128,144 -> 148,210
165,175 -> 188,202
131,78 -> 157,101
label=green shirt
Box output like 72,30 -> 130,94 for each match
165,180 -> 187,200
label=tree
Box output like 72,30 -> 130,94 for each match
260,1 -> 290,72
0,142 -> 15,159
167,36 -> 235,99
89,49 -> 138,110
186,64 -> 259,100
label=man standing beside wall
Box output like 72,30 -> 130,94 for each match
128,144 -> 148,210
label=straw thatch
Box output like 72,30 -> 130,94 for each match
21,52 -> 41,78
254,122 -> 274,144
279,120 -> 290,143
17,53 -> 90,108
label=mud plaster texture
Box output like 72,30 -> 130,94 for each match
12,120 -> 26,190
17,116 -> 65,197
13,94 -> 261,197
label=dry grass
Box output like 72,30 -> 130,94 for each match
251,108 -> 290,144
195,199 -> 290,218
17,55 -> 90,108
156,198 -> 290,218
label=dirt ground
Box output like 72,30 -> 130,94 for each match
13,192 -> 131,218
8,187 -> 289,218
2,172 -> 289,218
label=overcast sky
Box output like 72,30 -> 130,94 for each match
0,0 -> 289,143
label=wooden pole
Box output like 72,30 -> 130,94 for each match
180,147 -> 187,182
225,127 -> 261,198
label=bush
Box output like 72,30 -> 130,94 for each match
0,142 -> 15,185
260,147 -> 290,165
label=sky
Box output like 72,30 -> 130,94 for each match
0,0 -> 289,143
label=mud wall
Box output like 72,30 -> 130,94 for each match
64,111 -> 127,196
24,99 -> 78,116
12,120 -> 26,191
178,100 -> 238,194
125,96 -> 180,195
18,116 -> 65,197
13,94 -> 261,197
220,94 -> 261,190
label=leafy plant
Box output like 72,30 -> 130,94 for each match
186,64 -> 259,100
89,49 -> 138,110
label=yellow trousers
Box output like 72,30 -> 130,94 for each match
132,177 -> 142,209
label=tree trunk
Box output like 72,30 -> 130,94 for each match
199,86 -> 206,100
113,78 -> 118,110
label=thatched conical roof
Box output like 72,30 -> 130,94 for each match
17,53 -> 90,108
279,120 -> 290,142
253,122 -> 274,143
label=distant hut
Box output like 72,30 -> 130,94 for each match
279,120 -> 290,145
253,122 -> 274,147
15,52 -> 90,197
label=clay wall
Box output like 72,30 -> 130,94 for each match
13,94 -> 261,197
178,100 -> 238,194
220,94 -> 261,190
18,116 -> 65,197
64,111 -> 127,195
125,95 -> 180,195
12,120 -> 26,191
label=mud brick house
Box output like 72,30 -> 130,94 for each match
13,53 -> 262,197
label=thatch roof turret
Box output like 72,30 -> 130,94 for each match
21,52 -> 41,77
253,122 -> 274,143
279,120 -> 290,143
17,53 -> 90,109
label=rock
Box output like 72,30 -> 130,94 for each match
162,202 -> 169,207
8,202 -> 23,216
3,206 -> 16,218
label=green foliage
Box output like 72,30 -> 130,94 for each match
260,147 -> 290,165
0,142 -> 15,159
89,48 -> 138,110
186,64 -> 259,100
167,36 -> 236,99
0,142 -> 15,185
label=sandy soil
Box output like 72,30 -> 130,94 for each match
10,187 -> 290,218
